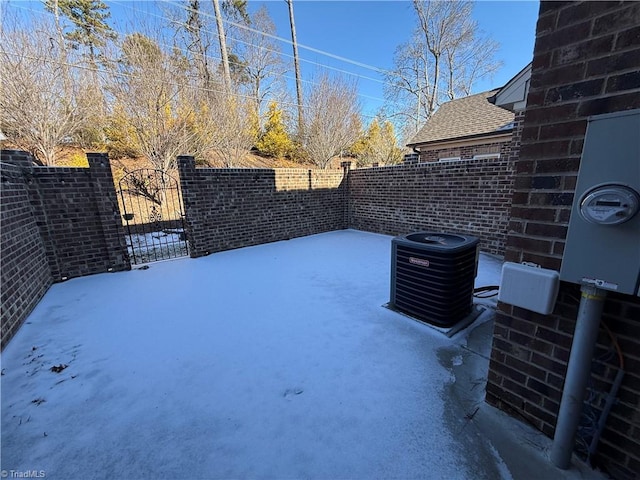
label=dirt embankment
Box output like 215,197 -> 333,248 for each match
2,144 -> 355,176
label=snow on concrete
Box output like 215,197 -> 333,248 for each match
2,230 -> 507,479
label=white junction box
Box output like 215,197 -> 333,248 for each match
499,262 -> 560,315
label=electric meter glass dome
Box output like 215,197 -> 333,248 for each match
579,184 -> 640,225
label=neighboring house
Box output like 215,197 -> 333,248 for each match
406,90 -> 515,163
406,63 -> 532,164
491,62 -> 532,112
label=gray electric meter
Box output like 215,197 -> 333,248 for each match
579,184 -> 640,225
560,109 -> 640,296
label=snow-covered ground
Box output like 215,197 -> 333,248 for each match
2,230 -> 512,479
126,230 -> 188,264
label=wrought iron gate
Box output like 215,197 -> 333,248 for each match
118,169 -> 189,265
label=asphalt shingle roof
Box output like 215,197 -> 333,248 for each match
407,90 -> 515,146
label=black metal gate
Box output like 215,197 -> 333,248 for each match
118,169 -> 189,265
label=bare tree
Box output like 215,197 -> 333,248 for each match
385,0 -> 501,134
109,33 -> 209,174
207,93 -> 257,167
236,5 -> 287,120
0,18 -> 93,165
183,0 -> 215,90
42,0 -> 117,148
303,74 -> 360,169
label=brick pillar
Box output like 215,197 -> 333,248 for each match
86,153 -> 130,272
177,155 -> 203,258
0,149 -> 38,167
341,161 -> 352,229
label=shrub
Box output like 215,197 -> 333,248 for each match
256,101 -> 294,158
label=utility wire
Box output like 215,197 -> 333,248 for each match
162,0 -> 392,75
2,50 -> 384,121
111,0 -> 395,89
9,1 -> 398,109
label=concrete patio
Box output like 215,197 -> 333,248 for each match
1,230 -> 603,479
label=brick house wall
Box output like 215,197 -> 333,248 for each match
407,138 -> 512,164
177,156 -> 347,257
486,2 -> 640,478
348,156 -> 514,255
1,158 -> 52,349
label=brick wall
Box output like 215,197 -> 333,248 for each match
408,138 -> 511,163
348,156 -> 514,255
1,158 -> 52,349
177,156 -> 347,256
25,153 -> 130,280
486,2 -> 640,478
1,151 -> 130,348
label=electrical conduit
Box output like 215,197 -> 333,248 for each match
550,284 -> 607,469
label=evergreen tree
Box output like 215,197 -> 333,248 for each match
354,119 -> 404,167
44,0 -> 116,65
256,101 -> 293,158
185,0 -> 213,90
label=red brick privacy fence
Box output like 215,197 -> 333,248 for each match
1,157 -> 52,346
176,155 -> 515,258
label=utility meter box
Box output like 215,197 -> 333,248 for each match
560,109 -> 640,295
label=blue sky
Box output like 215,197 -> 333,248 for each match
8,0 -> 539,120
255,0 -> 539,117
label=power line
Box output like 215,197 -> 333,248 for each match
4,1 -> 403,120
163,0 -> 392,75
111,0 -> 393,88
9,1 -> 397,108
1,50 -> 384,121
112,1 -> 390,102
115,0 -> 405,108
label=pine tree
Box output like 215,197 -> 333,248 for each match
44,0 -> 116,65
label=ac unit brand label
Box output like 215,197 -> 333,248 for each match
409,257 -> 429,267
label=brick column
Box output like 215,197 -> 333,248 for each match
0,149 -> 38,167
177,155 -> 203,258
86,153 -> 130,272
341,161 -> 352,229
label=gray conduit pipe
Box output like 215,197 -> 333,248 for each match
550,284 -> 607,469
